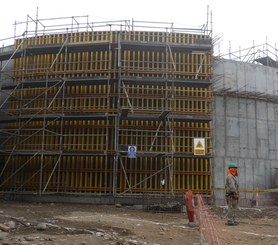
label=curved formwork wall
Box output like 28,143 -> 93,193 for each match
0,29 -> 213,196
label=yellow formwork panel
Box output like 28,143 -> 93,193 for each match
5,117 -> 210,158
16,30 -> 210,46
4,29 -> 213,195
5,118 -> 110,153
172,157 -> 211,194
120,83 -> 212,115
174,121 -> 210,154
119,119 -> 173,153
59,155 -> 114,193
116,156 -> 211,194
9,84 -> 114,114
0,155 -> 59,192
13,51 -> 112,80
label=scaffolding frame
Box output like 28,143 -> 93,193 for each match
213,40 -> 278,101
0,15 -> 213,197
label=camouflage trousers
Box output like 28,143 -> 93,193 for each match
226,196 -> 238,225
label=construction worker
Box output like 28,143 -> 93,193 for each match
225,162 -> 239,225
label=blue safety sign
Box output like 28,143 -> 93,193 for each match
128,145 -> 137,158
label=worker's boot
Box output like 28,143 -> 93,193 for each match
188,222 -> 196,228
233,220 -> 239,225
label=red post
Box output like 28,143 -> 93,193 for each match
185,190 -> 195,222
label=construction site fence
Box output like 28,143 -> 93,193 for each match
195,194 -> 233,245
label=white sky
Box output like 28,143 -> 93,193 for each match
0,0 -> 277,55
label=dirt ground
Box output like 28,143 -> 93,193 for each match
0,199 -> 278,245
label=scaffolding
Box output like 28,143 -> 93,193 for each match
213,40 -> 278,102
217,39 -> 278,65
0,16 -> 213,198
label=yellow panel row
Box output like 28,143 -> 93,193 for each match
120,96 -> 212,114
16,31 -> 210,47
121,84 -> 212,99
10,84 -> 111,101
8,84 -> 211,115
17,31 -> 113,47
13,30 -> 211,80
116,157 -> 211,194
125,31 -> 210,44
119,120 -> 212,154
5,119 -> 111,152
122,50 -> 211,79
11,83 -> 211,100
5,119 -> 211,155
13,50 -> 112,79
13,51 -> 210,80
8,84 -> 114,114
0,155 -> 211,194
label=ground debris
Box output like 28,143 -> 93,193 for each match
0,214 -> 30,227
36,223 -> 48,231
6,221 -> 16,229
0,231 -> 9,240
146,201 -> 182,212
0,224 -> 10,232
1,200 -> 277,245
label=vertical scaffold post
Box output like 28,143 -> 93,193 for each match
113,31 -> 122,196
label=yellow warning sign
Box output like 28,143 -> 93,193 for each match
194,138 -> 205,155
196,140 -> 203,148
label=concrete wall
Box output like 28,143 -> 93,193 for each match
0,45 -> 14,85
213,58 -> 278,206
0,48 -> 14,149
213,58 -> 278,94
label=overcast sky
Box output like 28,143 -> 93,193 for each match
0,0 -> 277,55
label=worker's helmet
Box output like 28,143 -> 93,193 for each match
228,162 -> 237,169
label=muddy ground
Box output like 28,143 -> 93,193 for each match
0,199 -> 278,245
